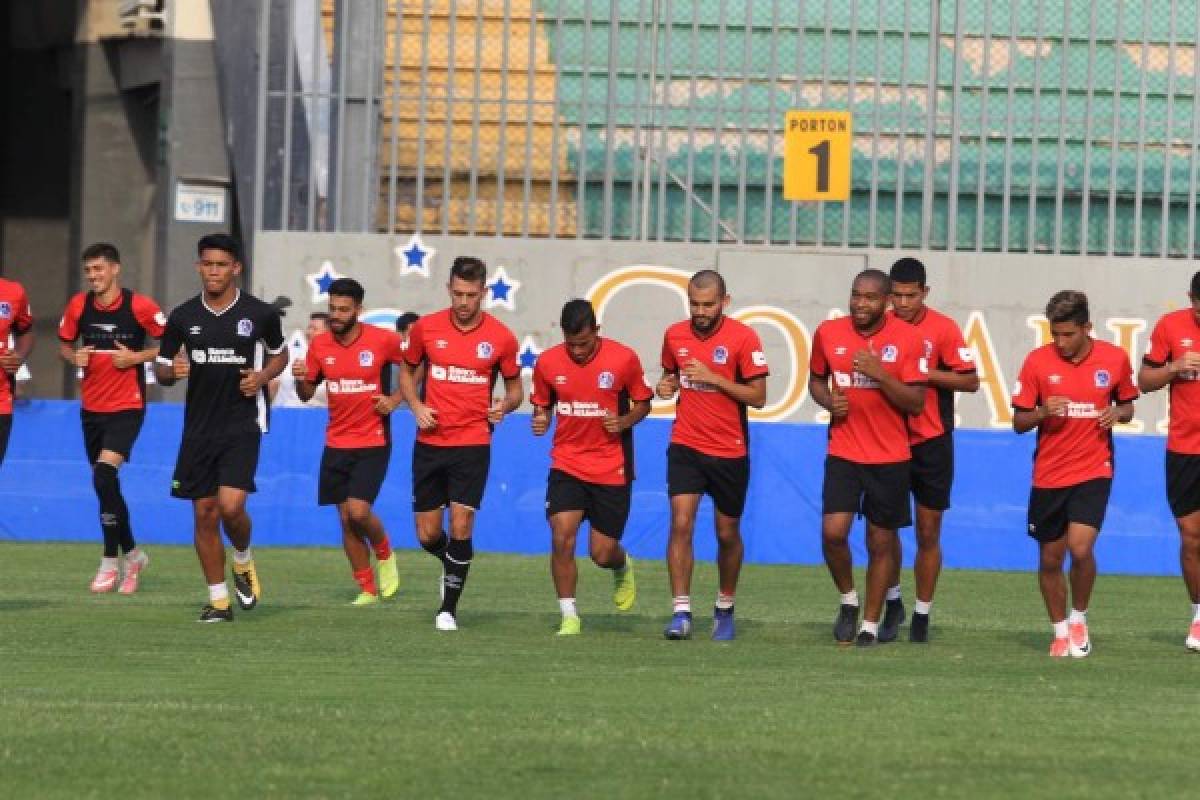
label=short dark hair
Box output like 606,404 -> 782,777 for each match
560,299 -> 597,336
1190,271 -> 1200,296
196,233 -> 242,262
310,312 -> 330,323
326,277 -> 365,304
889,257 -> 926,287
854,268 -> 891,294
1045,290 -> 1090,326
394,311 -> 419,333
81,242 -> 120,264
689,269 -> 727,296
450,256 -> 487,286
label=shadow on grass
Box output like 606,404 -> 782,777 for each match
0,598 -> 51,611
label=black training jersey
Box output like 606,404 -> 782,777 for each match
156,290 -> 285,437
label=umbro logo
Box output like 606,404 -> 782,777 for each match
189,326 -> 202,334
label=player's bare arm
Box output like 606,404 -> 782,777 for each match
292,357 -> 317,403
680,359 -> 766,409
531,404 -> 552,436
853,349 -> 925,415
927,368 -> 980,393
1097,401 -> 1135,430
1013,395 -> 1069,434
0,328 -> 34,374
239,350 -> 288,398
656,370 -> 679,399
1138,351 -> 1200,393
399,361 -> 436,429
59,341 -> 93,367
603,398 -> 652,434
488,374 -> 524,423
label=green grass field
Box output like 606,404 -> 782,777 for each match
1,541 -> 1196,799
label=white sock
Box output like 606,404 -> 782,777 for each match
672,595 -> 691,614
840,589 -> 859,607
914,600 -> 932,615
886,585 -> 902,601
1052,620 -> 1068,638
860,619 -> 879,636
208,582 -> 229,604
233,548 -> 253,565
1068,608 -> 1087,625
715,592 -> 735,611
1192,603 -> 1200,623
558,598 -> 578,618
100,557 -> 119,571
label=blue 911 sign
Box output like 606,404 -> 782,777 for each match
175,182 -> 227,224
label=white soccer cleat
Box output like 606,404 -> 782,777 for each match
1068,622 -> 1091,658
1186,622 -> 1200,652
90,565 -> 118,593
434,611 -> 458,631
118,549 -> 149,595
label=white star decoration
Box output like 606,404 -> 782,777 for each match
305,260 -> 344,303
394,233 -> 435,278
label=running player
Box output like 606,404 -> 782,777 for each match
809,269 -> 927,647
154,233 -> 288,622
884,257 -> 979,642
1137,272 -> 1200,650
657,270 -> 768,641
397,256 -> 523,631
530,299 -> 652,635
0,273 -> 33,468
293,278 -> 405,605
1013,290 -> 1136,658
58,243 -> 165,594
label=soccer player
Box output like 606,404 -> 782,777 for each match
398,256 -> 523,631
530,299 -> 652,635
270,311 -> 329,407
656,270 -> 768,641
154,233 -> 288,622
809,269 -> 927,647
293,278 -> 405,605
58,243 -> 166,593
1136,272 -> 1200,650
884,257 -> 979,642
0,273 -> 34,468
1013,290 -> 1136,658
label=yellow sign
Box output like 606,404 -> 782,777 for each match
783,110 -> 852,201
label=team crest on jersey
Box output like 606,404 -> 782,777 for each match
236,318 -> 253,337
597,371 -> 615,389
881,344 -> 898,363
359,350 -> 374,367
0,302 -> 10,319
1094,369 -> 1111,388
477,341 -> 493,359
712,346 -> 729,365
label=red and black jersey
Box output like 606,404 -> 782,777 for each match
59,289 -> 166,413
0,278 -> 33,415
889,307 -> 976,444
1144,308 -> 1200,455
306,324 -> 407,449
810,315 -> 929,465
1012,339 -> 1139,489
530,338 -> 652,486
660,316 -> 769,459
403,309 -> 520,447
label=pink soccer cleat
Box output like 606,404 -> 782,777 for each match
118,550 -> 149,595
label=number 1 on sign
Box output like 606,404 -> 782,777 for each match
782,110 -> 851,201
808,140 -> 831,194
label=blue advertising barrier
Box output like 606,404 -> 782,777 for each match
0,400 -> 1182,576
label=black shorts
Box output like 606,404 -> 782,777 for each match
171,432 -> 262,498
666,443 -> 750,519
1166,451 -> 1200,518
81,409 -> 145,464
545,468 -> 632,539
822,455 -> 913,530
412,441 -> 490,512
1026,477 -> 1112,543
910,433 -> 953,511
0,413 -> 10,465
319,445 -> 391,506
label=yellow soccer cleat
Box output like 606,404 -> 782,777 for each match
231,562 -> 261,610
612,555 -> 636,612
556,615 -> 582,636
378,554 -> 400,599
351,591 -> 380,607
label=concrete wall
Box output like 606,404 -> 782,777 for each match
254,233 -> 1194,433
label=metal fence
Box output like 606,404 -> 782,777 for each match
254,0 -> 1200,257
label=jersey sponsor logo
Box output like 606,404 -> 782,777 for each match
236,318 -> 253,337
881,344 -> 898,363
597,371 -> 615,389
429,364 -> 488,384
751,350 -> 767,367
0,302 -> 10,319
476,341 -> 493,359
193,347 -> 246,365
679,375 -> 717,392
834,369 -> 879,389
359,350 -> 374,367
556,400 -> 607,417
1094,369 -> 1111,388
923,339 -> 934,358
712,346 -> 729,365
328,378 -> 378,395
1061,402 -> 1100,419
192,349 -> 207,364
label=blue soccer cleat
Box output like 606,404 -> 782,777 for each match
663,611 -> 693,640
712,606 -> 736,641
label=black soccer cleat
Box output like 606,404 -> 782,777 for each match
879,598 -> 905,643
909,611 -> 930,643
833,603 -> 859,643
232,566 -> 258,611
198,604 -> 233,623
855,630 -> 878,648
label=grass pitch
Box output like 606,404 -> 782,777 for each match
1,541 -> 1196,799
